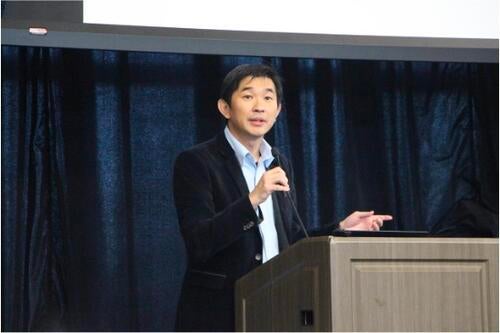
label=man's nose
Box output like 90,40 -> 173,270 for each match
253,98 -> 265,112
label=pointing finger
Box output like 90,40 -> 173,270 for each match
373,215 -> 393,221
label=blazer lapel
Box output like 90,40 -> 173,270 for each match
215,132 -> 249,196
214,132 -> 291,249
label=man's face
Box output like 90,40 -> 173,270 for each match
218,76 -> 281,142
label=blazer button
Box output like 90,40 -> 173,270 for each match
255,253 -> 262,261
243,221 -> 255,231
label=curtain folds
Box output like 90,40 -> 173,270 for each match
2,46 -> 498,331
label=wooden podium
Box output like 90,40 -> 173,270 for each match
235,236 -> 498,331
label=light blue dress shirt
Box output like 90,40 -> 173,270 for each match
224,127 -> 279,263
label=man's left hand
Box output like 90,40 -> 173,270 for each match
339,211 -> 393,231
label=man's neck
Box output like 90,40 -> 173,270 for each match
245,141 -> 262,162
227,126 -> 262,161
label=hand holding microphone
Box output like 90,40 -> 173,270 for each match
249,167 -> 289,209
250,148 -> 309,238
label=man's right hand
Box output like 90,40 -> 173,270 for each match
249,167 -> 290,209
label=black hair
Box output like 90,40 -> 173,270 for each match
220,64 -> 283,106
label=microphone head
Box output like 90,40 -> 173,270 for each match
271,147 -> 280,158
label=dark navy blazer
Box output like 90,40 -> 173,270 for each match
173,132 -> 328,331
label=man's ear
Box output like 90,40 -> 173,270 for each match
275,103 -> 282,120
217,99 -> 231,120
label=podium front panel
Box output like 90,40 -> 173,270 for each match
236,237 -> 498,332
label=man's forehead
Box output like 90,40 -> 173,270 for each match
237,76 -> 276,92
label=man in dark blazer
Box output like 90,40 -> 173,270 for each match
173,64 -> 392,331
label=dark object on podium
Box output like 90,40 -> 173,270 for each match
431,199 -> 499,237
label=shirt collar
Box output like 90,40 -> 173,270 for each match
224,126 -> 274,168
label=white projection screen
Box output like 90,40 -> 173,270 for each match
2,0 -> 498,62
83,0 -> 498,39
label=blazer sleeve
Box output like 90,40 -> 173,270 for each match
173,150 -> 260,265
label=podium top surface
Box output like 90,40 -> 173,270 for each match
305,235 -> 499,245
331,229 -> 429,237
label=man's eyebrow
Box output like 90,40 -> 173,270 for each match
239,86 -> 276,94
240,87 -> 253,93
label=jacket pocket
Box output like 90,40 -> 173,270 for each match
185,269 -> 227,290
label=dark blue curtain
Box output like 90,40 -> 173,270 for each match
2,46 -> 498,331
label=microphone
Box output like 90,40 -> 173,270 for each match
271,148 -> 309,238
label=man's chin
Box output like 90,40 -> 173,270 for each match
248,128 -> 271,138
231,125 -> 273,142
